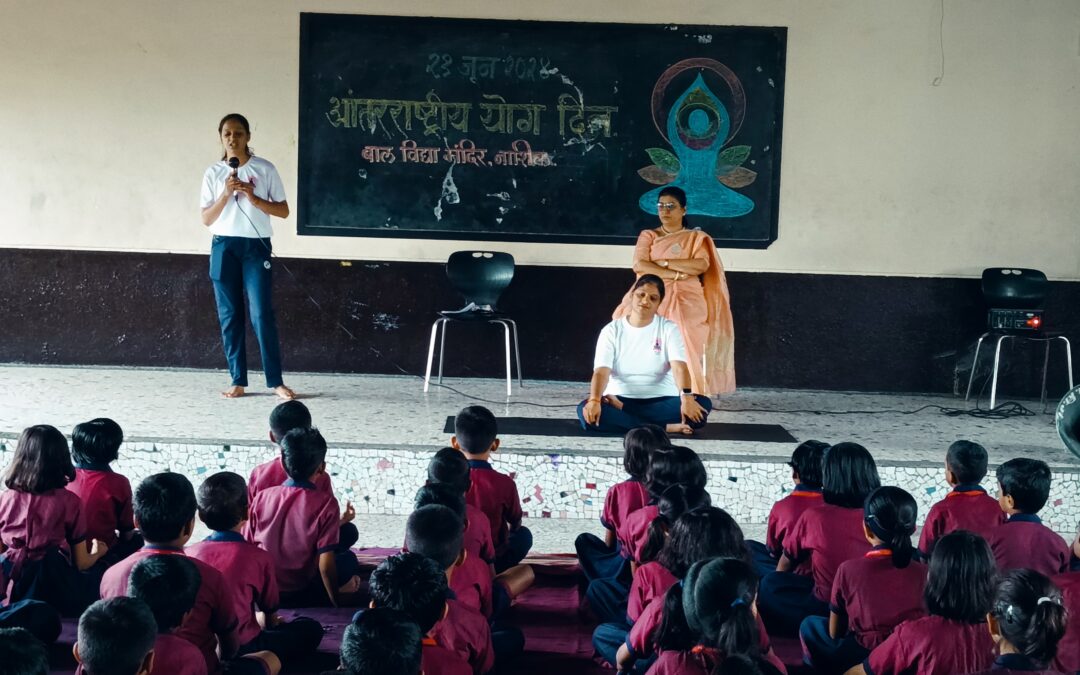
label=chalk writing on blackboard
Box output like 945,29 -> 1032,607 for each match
426,53 -> 556,83
362,139 -> 555,167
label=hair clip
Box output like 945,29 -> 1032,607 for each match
1037,596 -> 1057,605
730,598 -> 747,608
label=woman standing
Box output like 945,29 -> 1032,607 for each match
200,113 -> 295,400
613,186 -> 735,396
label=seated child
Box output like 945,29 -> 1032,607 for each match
1052,560 -> 1080,673
188,472 -> 323,664
451,405 -> 532,573
972,569 -> 1067,675
985,457 -> 1069,576
245,427 -> 362,607
0,626 -> 49,675
338,607 -> 424,675
67,418 -> 142,565
413,484 -> 493,617
800,486 -> 926,673
99,472 -> 241,673
425,448 -> 495,569
368,552 -> 473,675
0,424 -> 107,616
748,439 -> 828,577
405,505 -> 502,672
575,425 -> 668,584
74,597 -> 157,675
849,530 -> 996,675
917,440 -> 1004,558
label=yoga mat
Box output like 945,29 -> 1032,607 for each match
443,416 -> 797,443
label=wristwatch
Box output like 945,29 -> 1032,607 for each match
681,388 -> 693,397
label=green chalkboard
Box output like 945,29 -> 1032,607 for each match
298,13 -> 786,247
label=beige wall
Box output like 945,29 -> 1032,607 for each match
2,0 -> 1078,278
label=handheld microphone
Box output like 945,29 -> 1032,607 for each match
228,157 -> 240,203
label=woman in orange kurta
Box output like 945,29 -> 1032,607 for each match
613,186 -> 735,396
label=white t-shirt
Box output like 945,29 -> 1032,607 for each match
593,316 -> 688,398
200,155 -> 287,238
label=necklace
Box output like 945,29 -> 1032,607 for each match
659,221 -> 684,235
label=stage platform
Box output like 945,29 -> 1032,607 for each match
1,364 -> 1077,542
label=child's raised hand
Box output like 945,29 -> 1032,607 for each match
340,500 -> 355,524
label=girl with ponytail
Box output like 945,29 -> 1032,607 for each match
972,569 -> 1068,675
619,445 -> 707,566
800,486 -> 926,673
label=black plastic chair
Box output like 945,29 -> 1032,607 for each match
423,251 -> 523,395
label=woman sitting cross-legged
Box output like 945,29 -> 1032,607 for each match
577,274 -> 712,435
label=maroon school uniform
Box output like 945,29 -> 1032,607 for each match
830,548 -> 927,649
917,485 -> 1005,556
766,486 -> 823,558
422,637 -> 473,675
100,546 -> 240,673
619,505 -> 660,563
450,550 -> 494,618
465,460 -> 522,553
150,633 -> 209,675
627,561 -> 677,623
863,615 -> 994,675
247,456 -> 332,504
649,648 -> 719,675
0,487 -> 86,585
430,598 -> 495,675
67,464 -> 135,548
971,653 -> 1069,675
985,514 -> 1069,577
1052,571 -> 1080,674
187,531 -> 279,646
245,479 -> 339,593
784,503 -> 871,602
464,504 -> 495,565
603,480 -> 650,536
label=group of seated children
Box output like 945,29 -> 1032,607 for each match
576,430 -> 1080,675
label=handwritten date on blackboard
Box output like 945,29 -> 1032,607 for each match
426,53 -> 555,83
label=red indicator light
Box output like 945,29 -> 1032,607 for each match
1027,317 -> 1041,328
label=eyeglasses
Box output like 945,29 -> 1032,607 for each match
656,202 -> 680,211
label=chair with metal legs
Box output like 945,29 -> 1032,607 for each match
965,332 -> 1074,410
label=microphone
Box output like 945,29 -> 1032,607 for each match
228,157 -> 240,203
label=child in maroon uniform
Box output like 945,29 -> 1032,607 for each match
759,442 -> 880,636
73,597 -> 156,675
424,449 -> 496,571
0,425 -> 108,616
67,418 -> 142,566
917,440 -> 1005,559
748,440 -> 829,577
367,552 -> 473,675
971,569 -> 1068,675
451,406 -> 532,573
800,486 -> 927,673
850,530 -> 997,675
245,427 -> 362,607
189,472 -> 323,665
575,425 -> 668,584
338,608 -> 424,675
128,555 -> 211,675
1052,565 -> 1080,673
985,458 -> 1069,576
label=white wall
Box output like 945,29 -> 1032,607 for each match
1,0 -> 1078,278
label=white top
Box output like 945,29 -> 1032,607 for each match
593,316 -> 688,398
200,155 -> 286,238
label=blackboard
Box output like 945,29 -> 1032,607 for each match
297,13 -> 787,248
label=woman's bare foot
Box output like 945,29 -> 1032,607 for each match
274,385 -> 297,400
601,395 -> 624,410
666,422 -> 694,435
222,385 -> 245,398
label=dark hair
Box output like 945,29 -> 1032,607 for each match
863,486 -> 917,568
924,530 -> 997,622
76,598 -> 157,675
405,505 -> 464,571
946,440 -> 989,484
269,400 -> 312,443
788,440 -> 828,489
683,558 -> 760,657
453,406 -> 498,455
368,553 -> 448,634
655,582 -> 695,652
70,418 -> 124,466
197,471 -> 248,532
4,425 -> 75,493
623,425 -> 668,481
340,608 -> 423,675
712,654 -> 785,675
426,447 -> 471,494
127,554 -> 201,632
646,445 -> 707,500
658,507 -> 748,578
658,186 -> 687,208
280,427 -> 327,481
0,627 -> 49,675
218,113 -> 253,160
641,484 -> 712,563
997,458 -> 1052,514
990,569 -> 1067,664
133,472 -> 197,544
414,483 -> 466,519
821,442 -> 880,508
632,274 -> 666,303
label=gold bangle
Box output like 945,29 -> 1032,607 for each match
588,397 -> 601,403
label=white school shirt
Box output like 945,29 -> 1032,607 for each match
593,316 -> 688,398
200,155 -> 286,238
